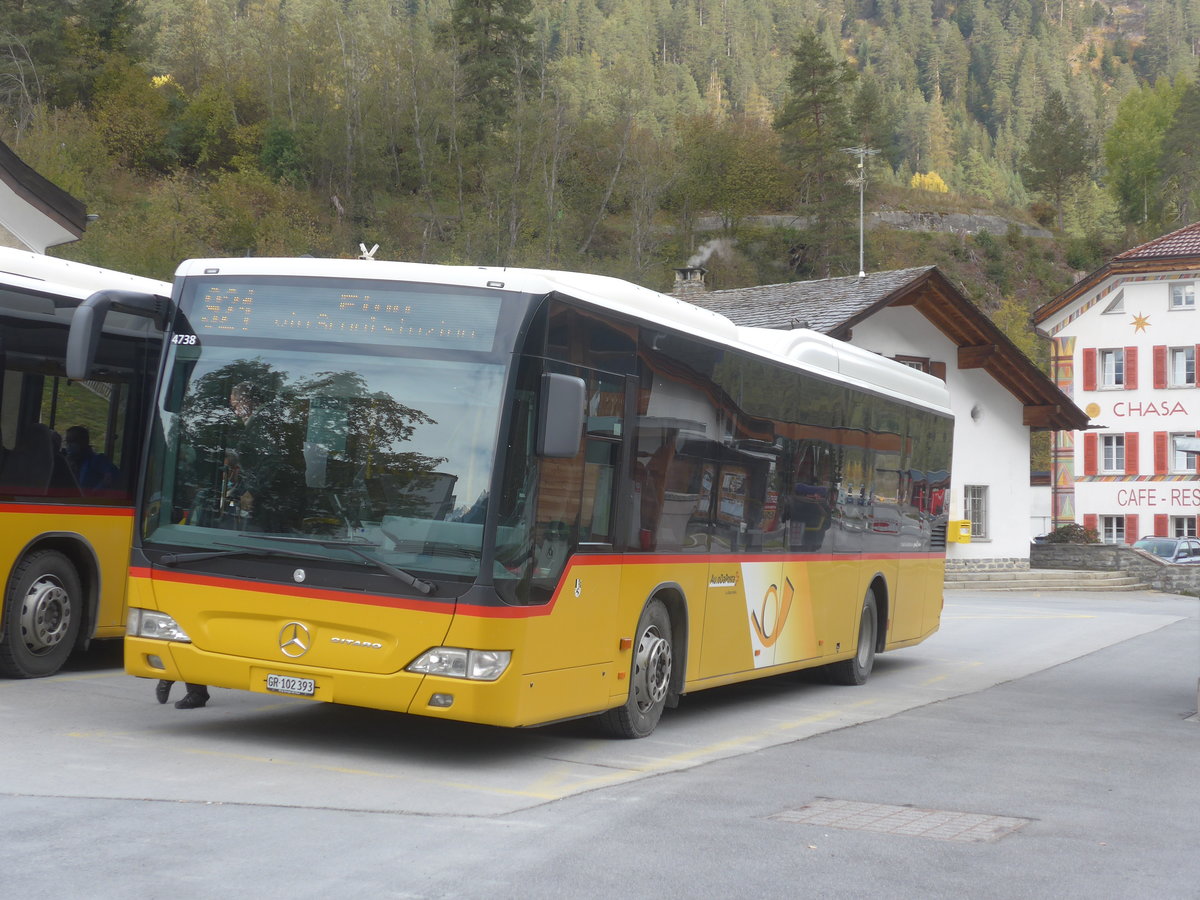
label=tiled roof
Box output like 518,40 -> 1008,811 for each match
1035,221 -> 1200,324
1115,220 -> 1200,260
686,266 -> 936,333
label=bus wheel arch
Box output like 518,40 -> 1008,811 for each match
0,544 -> 88,678
599,589 -> 684,738
869,574 -> 889,654
822,581 -> 880,686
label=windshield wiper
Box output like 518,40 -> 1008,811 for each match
159,542 -> 333,566
158,539 -> 436,595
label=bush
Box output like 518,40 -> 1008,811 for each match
1042,523 -> 1099,544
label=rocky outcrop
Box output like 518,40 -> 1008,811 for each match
694,211 -> 1051,239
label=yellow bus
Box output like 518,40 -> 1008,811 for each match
69,258 -> 952,736
0,247 -> 169,677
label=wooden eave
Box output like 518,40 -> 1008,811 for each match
0,139 -> 86,242
832,268 -> 1089,432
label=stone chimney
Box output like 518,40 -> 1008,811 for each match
672,265 -> 708,299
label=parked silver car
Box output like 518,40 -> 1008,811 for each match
1132,536 -> 1200,563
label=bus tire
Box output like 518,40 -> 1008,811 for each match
824,587 -> 877,686
599,599 -> 673,738
0,550 -> 83,678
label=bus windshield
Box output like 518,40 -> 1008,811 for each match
142,282 -> 515,582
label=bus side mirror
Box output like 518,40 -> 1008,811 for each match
66,290 -> 170,380
537,373 -> 586,458
66,295 -> 110,380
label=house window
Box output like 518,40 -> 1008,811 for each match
1172,516 -> 1197,538
1169,347 -> 1196,387
1101,435 -> 1125,473
893,355 -> 929,373
964,485 -> 988,539
1170,283 -> 1196,309
1172,433 -> 1198,473
1101,515 -> 1125,544
1099,348 -> 1124,388
1101,291 -> 1124,314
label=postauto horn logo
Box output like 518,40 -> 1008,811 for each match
750,578 -> 794,648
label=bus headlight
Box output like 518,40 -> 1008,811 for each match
406,648 -> 511,681
127,608 -> 192,643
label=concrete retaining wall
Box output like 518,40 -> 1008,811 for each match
1030,543 -> 1200,595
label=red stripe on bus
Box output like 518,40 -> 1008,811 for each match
6,503 -> 134,517
128,566 -> 450,615
132,549 -> 946,619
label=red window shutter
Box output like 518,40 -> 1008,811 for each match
1124,346 -> 1138,390
930,361 -> 946,381
1154,514 -> 1168,536
1153,345 -> 1167,388
1195,346 -> 1200,387
1083,432 -> 1098,475
1082,348 -> 1097,391
1125,514 -> 1138,543
1125,432 -> 1139,474
1083,513 -> 1098,535
1154,432 -> 1169,475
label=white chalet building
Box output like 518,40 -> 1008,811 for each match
1034,221 -> 1200,544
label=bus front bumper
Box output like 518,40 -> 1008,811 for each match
125,636 -> 617,728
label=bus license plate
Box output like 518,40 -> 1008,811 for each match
266,673 -> 315,696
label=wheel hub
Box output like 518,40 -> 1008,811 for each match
19,575 -> 72,655
633,625 -> 672,711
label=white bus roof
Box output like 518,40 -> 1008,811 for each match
175,257 -> 952,416
0,246 -> 171,301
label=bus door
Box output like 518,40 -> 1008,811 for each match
523,366 -> 626,673
698,456 -> 784,677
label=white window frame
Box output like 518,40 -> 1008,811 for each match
1101,515 -> 1125,545
1170,283 -> 1196,310
964,484 -> 988,540
893,355 -> 929,373
1101,291 -> 1124,314
1169,346 -> 1196,387
1172,516 -> 1197,538
1101,434 -> 1125,473
1171,433 -> 1198,473
1099,348 -> 1124,388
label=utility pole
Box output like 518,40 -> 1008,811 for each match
842,146 -> 878,279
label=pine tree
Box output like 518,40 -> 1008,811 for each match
441,0 -> 534,142
1158,72 -> 1200,225
773,29 -> 858,276
1021,90 -> 1091,229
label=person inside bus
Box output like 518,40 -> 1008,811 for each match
63,425 -> 119,492
155,679 -> 211,709
223,379 -> 299,531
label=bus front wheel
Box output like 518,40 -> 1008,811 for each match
600,599 -> 673,738
824,587 -> 878,686
0,550 -> 83,678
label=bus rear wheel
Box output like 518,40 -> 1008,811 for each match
600,599 -> 673,738
0,550 -> 83,678
823,587 -> 877,686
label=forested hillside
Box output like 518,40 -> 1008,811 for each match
2,0 -> 1199,335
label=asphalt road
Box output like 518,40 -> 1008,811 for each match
2,590 -> 1197,899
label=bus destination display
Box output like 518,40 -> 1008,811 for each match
191,282 -> 500,351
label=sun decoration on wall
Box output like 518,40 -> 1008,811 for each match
1130,312 -> 1151,333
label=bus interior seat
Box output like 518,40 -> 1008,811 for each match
0,422 -> 56,494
